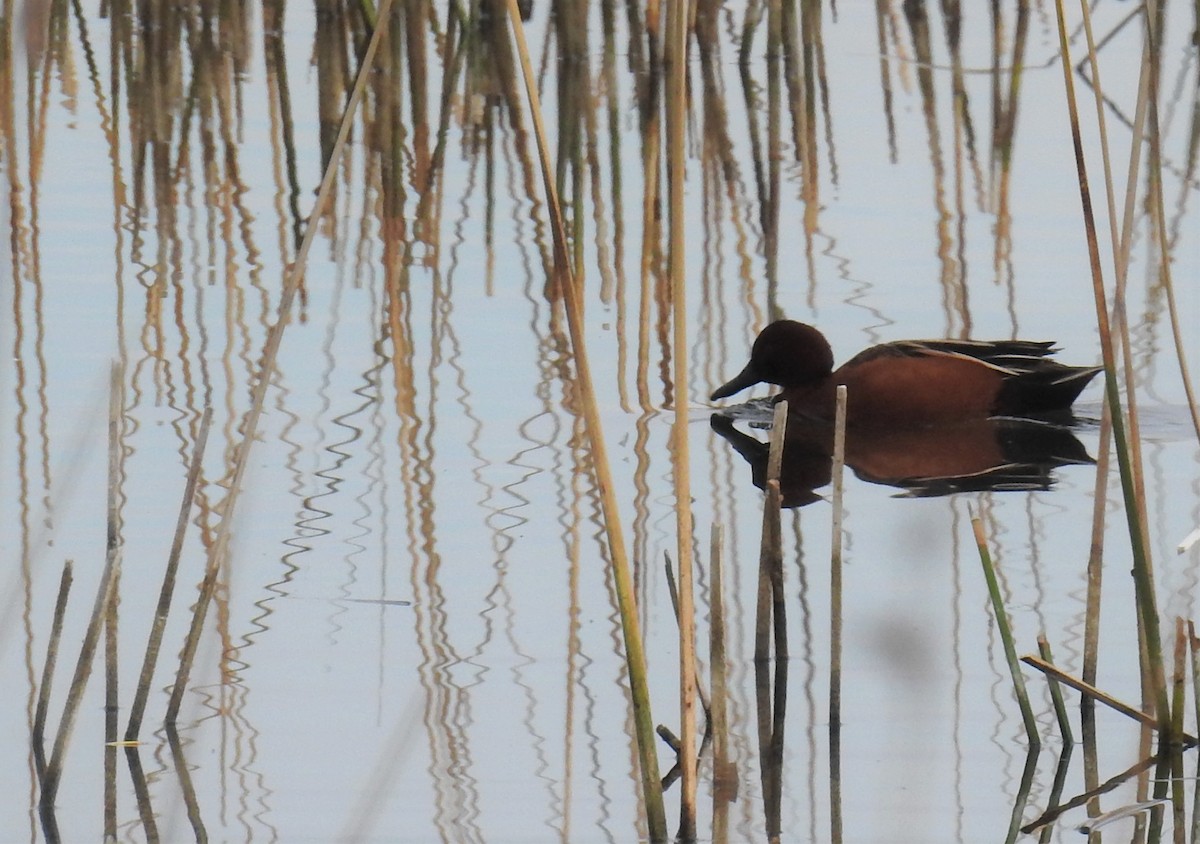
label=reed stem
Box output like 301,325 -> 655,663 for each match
972,512 -> 1039,747
504,3 -> 666,837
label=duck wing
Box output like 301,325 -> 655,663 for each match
843,339 -> 1060,373
843,339 -> 1102,415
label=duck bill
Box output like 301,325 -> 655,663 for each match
710,362 -> 763,401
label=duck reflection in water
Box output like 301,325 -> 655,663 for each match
710,413 -> 1095,507
709,320 -> 1102,506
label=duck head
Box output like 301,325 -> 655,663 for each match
711,320 -> 835,401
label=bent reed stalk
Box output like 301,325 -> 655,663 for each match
1054,0 -> 1170,737
503,2 -> 667,838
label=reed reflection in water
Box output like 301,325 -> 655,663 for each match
2,0 -> 1199,841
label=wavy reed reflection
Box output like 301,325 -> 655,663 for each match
4,1 -> 1199,842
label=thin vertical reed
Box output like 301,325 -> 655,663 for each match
42,364 -> 125,802
767,400 -> 788,480
1190,622 -> 1200,734
830,386 -> 846,730
1190,622 -> 1200,842
126,407 -> 212,740
124,747 -> 158,842
33,560 -> 74,751
666,0 -> 697,830
1141,0 -> 1200,443
971,511 -> 1038,747
503,3 -> 666,837
758,478 -> 786,842
1052,0 -> 1169,736
104,555 -> 118,840
165,724 -> 206,840
830,386 -> 846,843
1037,635 -> 1074,745
663,555 -> 711,716
1172,618 -> 1186,743
709,524 -> 730,844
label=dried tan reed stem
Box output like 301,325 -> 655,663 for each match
767,400 -> 788,480
125,408 -> 212,740
1022,655 -> 1196,743
666,0 -> 697,827
1052,0 -> 1168,734
662,554 -> 711,717
503,2 -> 666,836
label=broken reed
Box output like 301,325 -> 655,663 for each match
39,365 -> 125,803
503,2 -> 667,838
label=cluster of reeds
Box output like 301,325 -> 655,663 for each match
31,368 -> 215,838
10,0 -> 1200,840
28,4 -> 400,835
968,0 -> 1200,837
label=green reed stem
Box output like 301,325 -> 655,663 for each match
972,512 -> 1039,747
504,2 -> 666,838
1037,635 -> 1073,745
1052,0 -> 1169,738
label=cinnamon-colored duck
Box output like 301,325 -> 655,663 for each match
711,320 -> 1102,427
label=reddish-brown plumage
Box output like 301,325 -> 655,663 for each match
711,320 -> 1101,428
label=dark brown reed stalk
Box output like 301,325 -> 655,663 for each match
1172,618 -> 1186,743
830,387 -> 846,729
125,408 -> 211,740
165,724 -> 206,840
755,478 -> 786,843
42,365 -> 125,803
503,3 -> 666,837
971,512 -> 1039,747
32,560 -> 73,757
104,558 -> 118,840
1052,0 -> 1169,736
167,0 -> 397,725
1036,635 -> 1073,745
1191,621 -> 1200,842
124,746 -> 157,841
1190,622 -> 1200,737
830,386 -> 846,843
